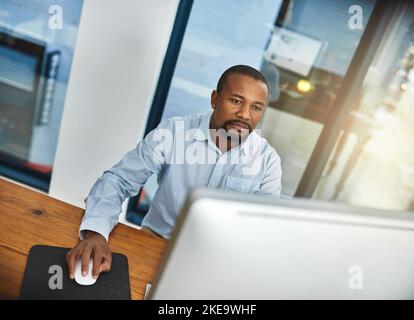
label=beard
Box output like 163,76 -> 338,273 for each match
223,120 -> 252,134
221,120 -> 252,146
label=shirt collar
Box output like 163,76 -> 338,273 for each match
187,111 -> 211,141
239,130 -> 260,156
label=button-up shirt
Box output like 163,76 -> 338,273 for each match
79,111 -> 282,240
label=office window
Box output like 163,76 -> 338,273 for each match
0,0 -> 83,191
260,0 -> 376,196
314,2 -> 414,211
127,0 -> 383,225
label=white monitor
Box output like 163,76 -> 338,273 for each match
149,188 -> 414,299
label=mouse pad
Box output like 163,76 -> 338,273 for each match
19,245 -> 131,300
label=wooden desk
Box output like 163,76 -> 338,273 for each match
0,178 -> 167,299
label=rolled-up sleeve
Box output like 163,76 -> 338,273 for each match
79,120 -> 172,241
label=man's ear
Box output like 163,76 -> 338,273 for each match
211,90 -> 219,110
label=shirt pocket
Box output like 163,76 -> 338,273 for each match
225,176 -> 259,193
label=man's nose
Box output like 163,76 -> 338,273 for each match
237,104 -> 251,121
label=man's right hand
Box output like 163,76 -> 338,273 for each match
66,230 -> 112,280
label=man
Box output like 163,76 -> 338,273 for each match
66,65 -> 282,280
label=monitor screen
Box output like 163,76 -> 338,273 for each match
150,189 -> 414,299
0,44 -> 37,92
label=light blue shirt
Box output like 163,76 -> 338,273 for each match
79,112 -> 282,240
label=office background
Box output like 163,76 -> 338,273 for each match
1,0 -> 413,229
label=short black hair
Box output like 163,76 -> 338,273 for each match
216,64 -> 269,94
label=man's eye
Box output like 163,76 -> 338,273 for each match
252,105 -> 262,111
231,99 -> 241,104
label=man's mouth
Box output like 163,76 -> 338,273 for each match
228,121 -> 250,130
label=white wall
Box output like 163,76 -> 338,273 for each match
49,0 -> 180,227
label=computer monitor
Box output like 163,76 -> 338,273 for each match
149,188 -> 414,299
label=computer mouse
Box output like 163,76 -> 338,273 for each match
74,258 -> 97,285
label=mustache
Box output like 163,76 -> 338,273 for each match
223,120 -> 252,132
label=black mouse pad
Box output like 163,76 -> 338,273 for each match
19,245 -> 131,300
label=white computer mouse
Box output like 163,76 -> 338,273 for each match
74,258 -> 97,285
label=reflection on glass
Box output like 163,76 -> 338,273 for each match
0,0 -> 83,190
260,0 -> 375,196
314,2 -> 414,211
